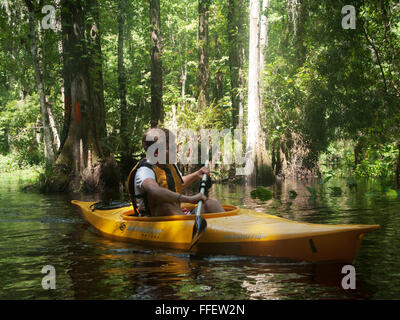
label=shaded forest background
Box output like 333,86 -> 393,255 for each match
0,0 -> 399,193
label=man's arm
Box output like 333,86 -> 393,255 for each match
181,166 -> 210,189
142,178 -> 207,206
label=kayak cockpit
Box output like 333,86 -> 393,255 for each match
122,204 -> 239,222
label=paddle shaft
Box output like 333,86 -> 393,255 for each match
195,160 -> 209,216
189,161 -> 209,250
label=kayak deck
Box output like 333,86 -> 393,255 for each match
71,200 -> 380,263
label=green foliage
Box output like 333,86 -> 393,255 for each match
306,186 -> 317,197
264,0 -> 400,179
0,0 -> 399,188
329,186 -> 343,197
384,188 -> 398,199
320,140 -> 398,180
354,145 -> 397,179
318,175 -> 332,185
289,189 -> 297,199
0,96 -> 44,167
250,186 -> 273,201
36,164 -> 70,193
346,177 -> 358,189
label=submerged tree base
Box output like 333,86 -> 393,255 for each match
37,164 -> 70,193
32,157 -> 122,199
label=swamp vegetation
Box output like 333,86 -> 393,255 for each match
0,0 -> 399,196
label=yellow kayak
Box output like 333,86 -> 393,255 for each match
71,200 -> 380,263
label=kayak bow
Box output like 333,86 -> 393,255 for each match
71,200 -> 380,263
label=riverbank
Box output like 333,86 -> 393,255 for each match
1,151 -> 399,199
0,167 -> 41,183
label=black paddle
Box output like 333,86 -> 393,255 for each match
189,160 -> 209,250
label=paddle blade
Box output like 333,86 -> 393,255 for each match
189,215 -> 207,250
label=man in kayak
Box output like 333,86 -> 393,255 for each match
127,128 -> 225,217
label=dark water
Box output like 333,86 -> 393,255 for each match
1,175 -> 399,300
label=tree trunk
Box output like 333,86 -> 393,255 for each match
259,0 -> 269,128
46,103 -> 60,151
246,0 -> 260,181
25,0 -> 55,163
35,117 -> 41,145
227,0 -> 245,131
181,5 -> 188,102
380,0 -> 400,93
197,0 -> 210,110
150,0 -> 164,127
85,0 -> 107,153
58,1 -> 70,154
3,0 -> 11,21
396,140 -> 400,188
295,0 -> 306,67
259,0 -> 269,74
181,65 -> 187,100
245,0 -> 274,185
118,0 -> 129,161
213,34 -> 223,102
57,0 -> 119,194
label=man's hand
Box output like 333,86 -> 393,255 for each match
184,192 -> 208,204
182,166 -> 211,189
195,166 -> 210,179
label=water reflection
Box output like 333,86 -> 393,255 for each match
0,176 -> 400,299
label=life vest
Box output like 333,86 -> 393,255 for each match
126,159 -> 184,216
